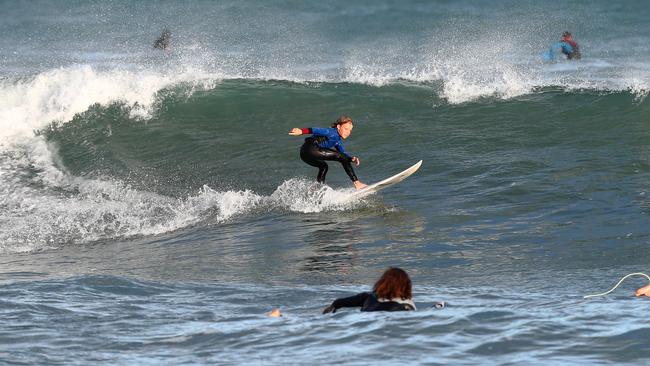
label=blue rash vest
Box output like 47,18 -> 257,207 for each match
557,41 -> 574,56
544,41 -> 575,60
305,127 -> 352,159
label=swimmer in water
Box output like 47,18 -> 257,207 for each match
545,31 -> 581,61
559,31 -> 581,60
322,267 -> 416,313
289,115 -> 367,189
153,28 -> 171,51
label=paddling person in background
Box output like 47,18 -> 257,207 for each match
559,31 -> 581,60
153,28 -> 171,51
289,115 -> 367,189
544,31 -> 581,61
322,267 -> 416,313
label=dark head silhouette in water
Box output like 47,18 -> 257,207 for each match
153,29 -> 171,50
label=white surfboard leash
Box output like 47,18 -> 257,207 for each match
583,272 -> 650,299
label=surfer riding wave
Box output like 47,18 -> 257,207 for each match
289,115 -> 367,189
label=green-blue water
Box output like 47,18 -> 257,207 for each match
2,1 -> 650,364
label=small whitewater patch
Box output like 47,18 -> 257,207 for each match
268,178 -> 367,213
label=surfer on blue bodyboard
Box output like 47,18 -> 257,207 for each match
543,31 -> 581,61
289,115 -> 368,190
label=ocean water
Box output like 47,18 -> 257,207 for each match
2,0 -> 650,364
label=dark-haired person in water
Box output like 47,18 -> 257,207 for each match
289,115 -> 367,189
153,28 -> 171,51
322,267 -> 416,313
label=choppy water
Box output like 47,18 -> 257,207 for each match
2,0 -> 650,364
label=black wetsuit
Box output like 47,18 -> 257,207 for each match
154,30 -> 171,50
328,292 -> 415,312
300,135 -> 358,184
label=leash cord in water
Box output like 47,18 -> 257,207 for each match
583,272 -> 650,299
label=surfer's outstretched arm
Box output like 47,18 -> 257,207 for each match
289,127 -> 339,137
339,144 -> 360,167
323,293 -> 369,313
289,128 -> 304,136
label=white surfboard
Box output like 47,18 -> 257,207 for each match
347,160 -> 422,199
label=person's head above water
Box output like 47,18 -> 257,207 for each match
373,267 -> 412,300
562,31 -> 573,41
154,28 -> 171,50
331,115 -> 354,139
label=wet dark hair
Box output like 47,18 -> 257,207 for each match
562,31 -> 572,37
373,267 -> 412,300
330,115 -> 353,128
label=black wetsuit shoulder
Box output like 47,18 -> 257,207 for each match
331,292 -> 414,312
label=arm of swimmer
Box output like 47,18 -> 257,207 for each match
323,292 -> 369,313
335,142 -> 353,161
309,127 -> 330,136
289,128 -> 312,136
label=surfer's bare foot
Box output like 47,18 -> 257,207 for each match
353,180 -> 367,190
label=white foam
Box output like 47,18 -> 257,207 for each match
0,173 -> 264,254
0,174 -> 373,253
148,31 -> 650,102
1,66 -> 194,141
332,30 -> 650,104
0,65 -> 223,253
269,178 -> 365,213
